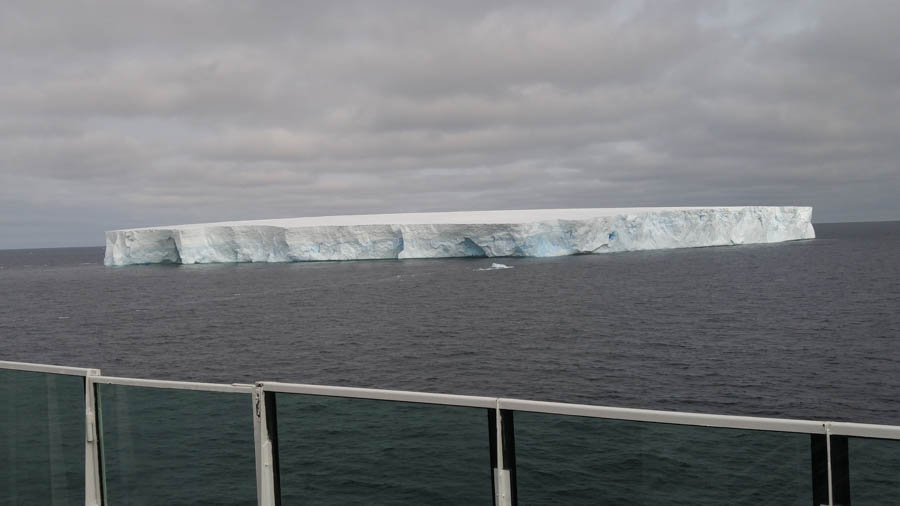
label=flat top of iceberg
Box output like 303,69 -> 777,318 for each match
113,207 -> 787,232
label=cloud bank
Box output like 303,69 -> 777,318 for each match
1,1 -> 898,247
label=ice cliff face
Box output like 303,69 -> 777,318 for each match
104,207 -> 815,266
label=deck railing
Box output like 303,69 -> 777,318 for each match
2,359 -> 899,505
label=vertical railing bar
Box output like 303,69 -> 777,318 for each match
84,369 -> 102,506
825,422 -> 833,506
825,429 -> 850,506
265,391 -> 281,504
502,410 -> 518,506
252,386 -> 263,505
493,402 -> 514,506
94,380 -> 109,506
254,384 -> 279,506
495,402 -> 504,470
487,409 -> 497,506
494,402 -> 504,505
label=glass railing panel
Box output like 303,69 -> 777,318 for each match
97,384 -> 255,505
275,393 -> 493,505
0,368 -> 85,506
513,411 -> 812,505
849,436 -> 900,505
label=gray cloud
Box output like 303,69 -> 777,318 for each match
1,0 -> 898,248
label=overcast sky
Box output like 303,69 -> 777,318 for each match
2,1 -> 899,248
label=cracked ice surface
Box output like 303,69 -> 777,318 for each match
103,207 -> 815,266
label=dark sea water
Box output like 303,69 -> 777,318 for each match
3,221 -> 900,505
2,221 -> 900,424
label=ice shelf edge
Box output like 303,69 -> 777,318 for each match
104,206 -> 815,266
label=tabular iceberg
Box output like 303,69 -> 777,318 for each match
104,206 -> 815,266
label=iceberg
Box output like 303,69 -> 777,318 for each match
478,263 -> 513,271
104,206 -> 815,266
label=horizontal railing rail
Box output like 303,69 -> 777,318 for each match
0,359 -> 99,377
3,358 -> 900,506
498,397 -> 829,434
5,359 -> 897,438
829,421 -> 900,440
259,381 -> 497,408
91,375 -> 254,394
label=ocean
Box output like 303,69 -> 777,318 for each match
2,221 -> 899,424
3,221 -> 900,504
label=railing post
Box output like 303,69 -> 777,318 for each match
811,431 -> 829,505
254,383 -> 280,506
84,369 -> 102,506
812,423 -> 851,506
828,429 -> 851,506
491,403 -> 517,506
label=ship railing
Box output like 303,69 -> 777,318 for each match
3,359 -> 899,506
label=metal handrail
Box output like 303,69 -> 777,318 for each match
498,398 -> 828,434
0,359 -> 99,377
91,375 -> 253,394
3,359 -> 900,439
829,421 -> 900,440
259,381 -> 496,409
6,358 -> 900,506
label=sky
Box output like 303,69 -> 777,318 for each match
2,1 -> 899,248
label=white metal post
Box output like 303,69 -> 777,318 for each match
254,384 -> 278,506
494,403 -> 512,506
84,369 -> 102,506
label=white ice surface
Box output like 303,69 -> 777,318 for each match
478,263 -> 513,271
104,207 -> 815,266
